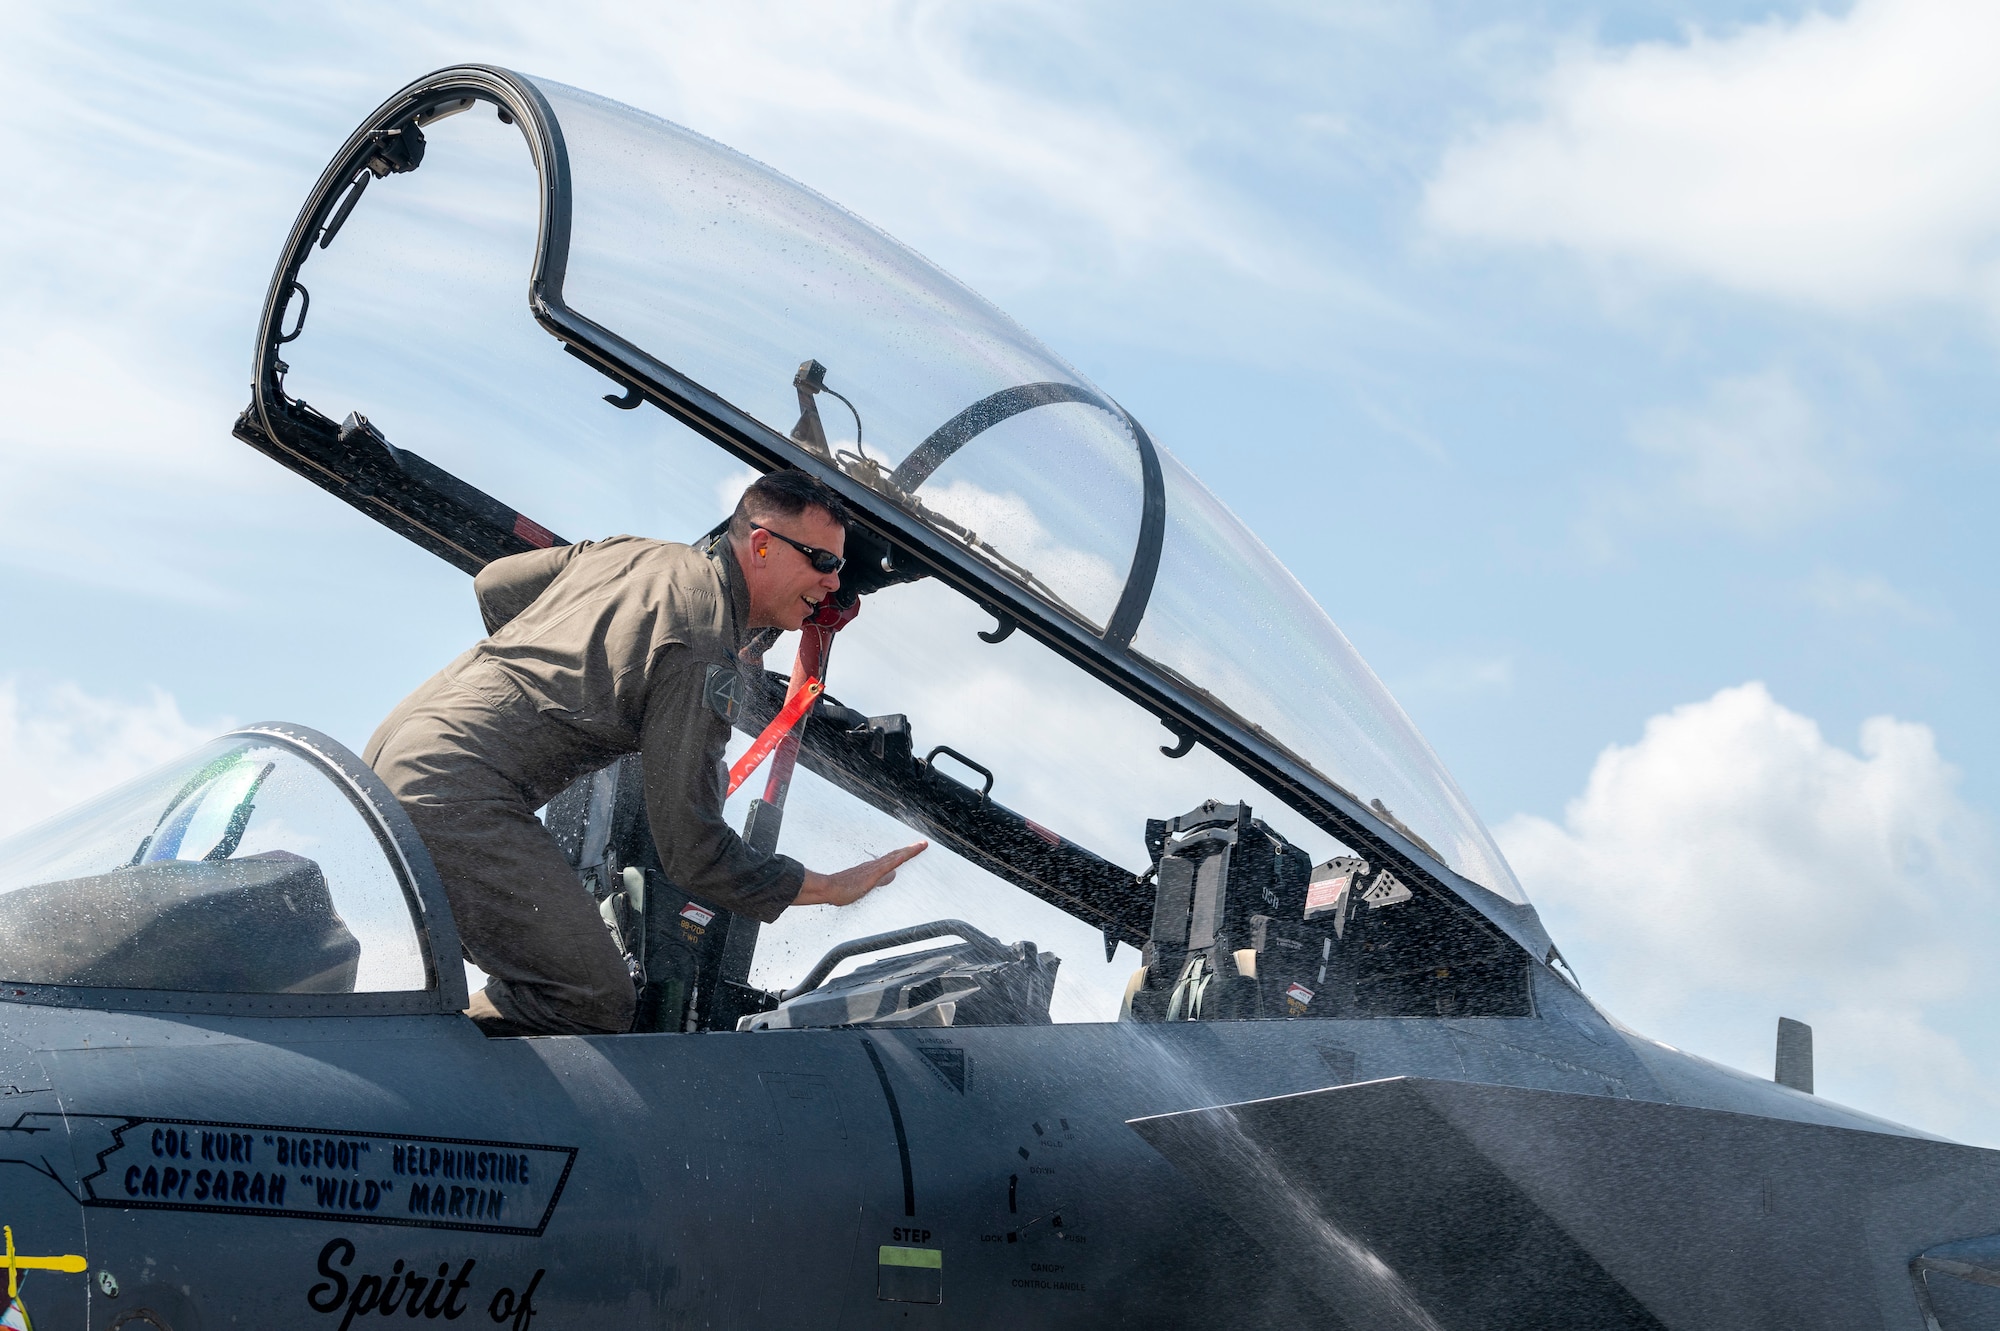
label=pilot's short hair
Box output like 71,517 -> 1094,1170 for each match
730,470 -> 851,540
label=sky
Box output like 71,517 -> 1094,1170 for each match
3,0 -> 1999,1143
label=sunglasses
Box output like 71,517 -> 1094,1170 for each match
758,527 -> 846,575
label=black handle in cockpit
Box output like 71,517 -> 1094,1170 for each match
781,919 -> 1010,1001
924,745 -> 993,802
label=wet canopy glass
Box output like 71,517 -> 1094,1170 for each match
531,77 -> 1524,903
0,734 -> 430,994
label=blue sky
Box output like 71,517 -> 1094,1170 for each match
4,0 -> 1998,1141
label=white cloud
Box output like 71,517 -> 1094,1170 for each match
1499,682 -> 2000,1142
1630,369 -> 1848,533
500,0 -> 1293,285
1804,568 -> 1938,623
921,477 -> 1127,626
712,466 -> 762,530
1424,0 -> 2000,313
0,677 -> 223,841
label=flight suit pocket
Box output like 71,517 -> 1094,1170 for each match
455,657 -> 536,713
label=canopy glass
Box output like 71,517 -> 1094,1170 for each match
532,76 -> 1525,901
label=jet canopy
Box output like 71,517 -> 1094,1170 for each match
536,78 -> 1524,906
237,66 -> 1547,986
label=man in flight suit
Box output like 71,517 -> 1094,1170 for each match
366,471 -> 926,1036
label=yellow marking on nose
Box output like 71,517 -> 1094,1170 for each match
1,1228 -> 86,1299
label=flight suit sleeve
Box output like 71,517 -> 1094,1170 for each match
474,543 -> 585,635
638,650 -> 805,921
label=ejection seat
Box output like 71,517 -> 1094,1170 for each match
1124,799 -> 1532,1022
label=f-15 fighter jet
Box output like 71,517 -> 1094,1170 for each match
1,65 -> 1996,1331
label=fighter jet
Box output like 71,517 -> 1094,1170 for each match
1,64 -> 1995,1331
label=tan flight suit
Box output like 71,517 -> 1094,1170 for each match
365,535 -> 804,1035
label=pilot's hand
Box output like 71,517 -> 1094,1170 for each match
795,842 -> 928,907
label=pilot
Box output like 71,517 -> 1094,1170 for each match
365,471 -> 927,1036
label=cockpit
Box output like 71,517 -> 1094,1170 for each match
0,717 -> 1532,1031
0,66 -> 1561,1030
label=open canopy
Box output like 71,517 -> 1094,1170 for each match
236,65 -> 1548,965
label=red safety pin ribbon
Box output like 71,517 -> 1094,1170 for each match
727,677 -> 823,796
